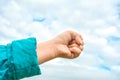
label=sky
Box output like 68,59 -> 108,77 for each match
0,0 -> 120,80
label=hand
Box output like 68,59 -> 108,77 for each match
53,30 -> 84,59
37,30 -> 84,64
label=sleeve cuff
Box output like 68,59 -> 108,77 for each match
6,38 -> 41,80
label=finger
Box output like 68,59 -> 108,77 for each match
75,36 -> 84,45
80,45 -> 84,51
79,34 -> 83,40
69,40 -> 76,45
69,47 -> 81,58
68,43 -> 79,48
68,43 -> 84,51
69,39 -> 83,45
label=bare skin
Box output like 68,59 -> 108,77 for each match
36,30 -> 84,64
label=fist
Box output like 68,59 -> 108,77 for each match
53,30 -> 84,59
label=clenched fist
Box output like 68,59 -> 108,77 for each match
37,30 -> 84,64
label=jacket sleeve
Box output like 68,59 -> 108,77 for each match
0,38 -> 41,80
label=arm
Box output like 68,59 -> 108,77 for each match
0,30 -> 84,80
37,30 -> 84,64
0,38 -> 41,80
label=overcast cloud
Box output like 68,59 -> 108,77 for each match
0,0 -> 120,80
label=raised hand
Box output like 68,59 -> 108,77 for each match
37,30 -> 84,64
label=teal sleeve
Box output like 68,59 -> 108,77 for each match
0,38 -> 41,80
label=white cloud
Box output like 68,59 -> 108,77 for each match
95,26 -> 119,37
0,0 -> 120,80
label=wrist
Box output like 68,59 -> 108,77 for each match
36,40 -> 58,64
47,39 -> 60,58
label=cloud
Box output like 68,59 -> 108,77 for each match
95,26 -> 119,37
0,0 -> 120,80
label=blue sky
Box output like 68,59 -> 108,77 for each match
0,0 -> 120,80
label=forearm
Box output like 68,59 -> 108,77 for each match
36,40 -> 58,64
